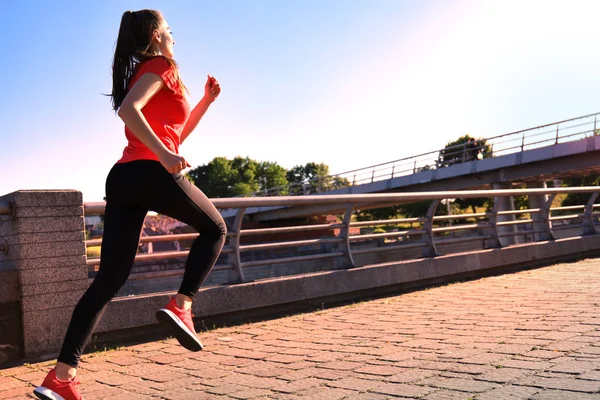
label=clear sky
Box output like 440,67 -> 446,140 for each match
2,0 -> 600,201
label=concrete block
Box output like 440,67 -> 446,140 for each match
302,270 -> 345,299
539,237 -> 581,260
0,260 -> 17,272
388,258 -> 431,283
14,206 -> 83,218
6,241 -> 86,263
22,307 -> 74,357
0,217 -> 84,236
6,190 -> 82,208
344,263 -> 395,291
21,279 -> 89,296
21,289 -> 86,312
197,275 -> 307,316
495,245 -> 535,267
582,235 -> 600,252
471,249 -> 501,270
0,255 -> 86,272
96,295 -> 168,331
426,253 -> 470,276
4,231 -> 85,246
19,265 -> 88,285
0,271 -> 19,303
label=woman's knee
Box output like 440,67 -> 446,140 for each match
211,217 -> 227,239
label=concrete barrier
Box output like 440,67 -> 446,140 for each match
1,189 -> 599,363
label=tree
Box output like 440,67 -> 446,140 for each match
399,201 -> 435,219
186,156 -> 259,197
454,197 -> 490,214
437,134 -> 491,169
355,205 -> 402,222
561,175 -> 600,207
256,161 -> 289,195
186,157 -> 343,198
286,162 -> 350,195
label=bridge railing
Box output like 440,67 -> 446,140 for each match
256,112 -> 600,196
78,186 -> 600,296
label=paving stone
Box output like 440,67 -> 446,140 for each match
474,384 -> 539,399
531,389 -> 600,399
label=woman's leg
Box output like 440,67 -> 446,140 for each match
145,171 -> 227,298
55,202 -> 147,375
54,163 -> 148,377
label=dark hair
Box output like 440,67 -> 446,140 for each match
110,9 -> 186,111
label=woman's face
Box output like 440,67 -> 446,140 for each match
153,17 -> 175,58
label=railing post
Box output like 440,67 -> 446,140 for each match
541,194 -> 557,241
582,193 -> 599,236
391,165 -> 395,178
421,200 -> 439,257
555,123 -> 559,144
228,208 -> 247,282
528,181 -> 549,242
486,200 -> 501,249
492,182 -> 518,245
371,169 -> 375,183
521,132 -> 525,152
341,204 -> 355,268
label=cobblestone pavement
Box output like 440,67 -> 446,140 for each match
3,259 -> 600,399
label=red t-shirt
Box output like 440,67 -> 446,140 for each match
117,57 -> 191,164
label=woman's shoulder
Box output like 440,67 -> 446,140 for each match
134,56 -> 181,94
138,56 -> 174,74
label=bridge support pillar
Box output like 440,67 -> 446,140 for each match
492,182 -> 517,246
528,181 -> 550,241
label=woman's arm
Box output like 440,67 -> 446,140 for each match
180,96 -> 213,144
118,73 -> 190,173
180,75 -> 221,144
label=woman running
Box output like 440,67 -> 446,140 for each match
34,9 -> 226,400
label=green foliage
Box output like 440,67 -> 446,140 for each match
257,161 -> 289,195
355,200 -> 433,222
400,201 -> 433,218
437,134 -> 491,168
561,175 -> 600,207
356,206 -> 401,222
186,157 -> 346,197
287,162 -> 350,195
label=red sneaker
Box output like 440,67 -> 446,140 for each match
156,297 -> 203,351
33,369 -> 84,400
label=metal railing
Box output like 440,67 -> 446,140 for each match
255,112 -> 600,196
83,187 -> 600,288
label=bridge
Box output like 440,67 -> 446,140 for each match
231,112 -> 600,222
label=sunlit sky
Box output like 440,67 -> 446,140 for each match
2,0 -> 600,201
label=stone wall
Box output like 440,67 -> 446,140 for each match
0,190 -> 87,362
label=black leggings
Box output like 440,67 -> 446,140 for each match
58,160 -> 227,368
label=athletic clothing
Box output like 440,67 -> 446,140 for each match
117,57 -> 191,164
58,161 -> 226,367
56,59 -> 224,368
